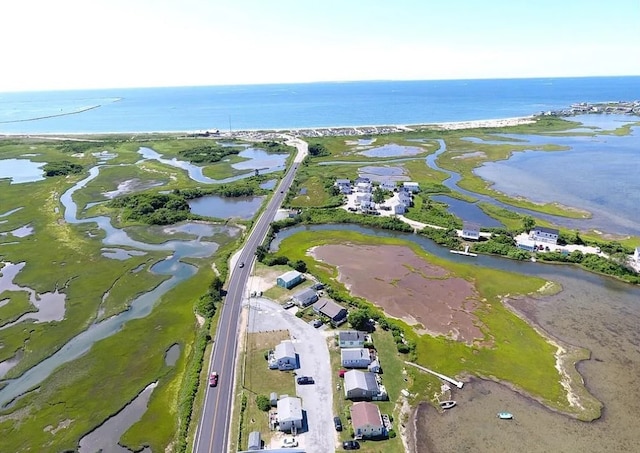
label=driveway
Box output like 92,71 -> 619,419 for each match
246,297 -> 336,453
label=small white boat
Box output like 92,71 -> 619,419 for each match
497,412 -> 513,420
440,400 -> 457,410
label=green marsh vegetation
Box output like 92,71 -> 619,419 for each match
276,229 -> 602,420
0,136 -> 252,451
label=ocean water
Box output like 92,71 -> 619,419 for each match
1,76 -> 639,134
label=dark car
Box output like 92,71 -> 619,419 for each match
297,376 -> 314,385
334,416 -> 343,431
239,262 -> 245,268
343,440 -> 360,450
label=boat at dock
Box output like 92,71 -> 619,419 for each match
497,412 -> 513,420
439,400 -> 457,410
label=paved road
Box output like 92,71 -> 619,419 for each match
246,298 -> 337,453
194,137 -> 307,453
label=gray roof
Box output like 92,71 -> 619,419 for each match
341,348 -> 371,363
293,287 -> 318,303
462,221 -> 481,231
278,270 -> 302,283
275,340 -> 296,360
339,330 -> 366,343
534,225 -> 559,235
277,396 -> 302,422
313,298 -> 347,319
344,370 -> 379,392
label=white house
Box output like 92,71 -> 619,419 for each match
277,396 -> 303,432
397,190 -> 412,205
461,221 -> 481,240
393,203 -> 406,215
356,182 -> 372,193
350,402 -> 385,439
338,330 -> 366,348
634,247 -> 640,263
270,340 -> 297,370
292,287 -> 318,307
403,181 -> 420,193
380,180 -> 396,192
341,348 -> 372,368
530,226 -> 559,245
356,192 -> 373,204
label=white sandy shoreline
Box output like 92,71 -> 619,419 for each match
0,115 -> 538,138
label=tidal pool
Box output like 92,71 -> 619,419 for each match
164,344 -> 181,366
0,158 -> 46,184
358,165 -> 408,182
360,143 -> 425,157
230,147 -> 288,171
188,195 -> 264,219
431,195 -> 502,228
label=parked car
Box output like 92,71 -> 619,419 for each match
334,416 -> 343,431
312,319 -> 323,328
282,437 -> 298,448
343,440 -> 360,450
297,376 -> 314,385
209,372 -> 218,387
338,369 -> 346,378
283,301 -> 295,309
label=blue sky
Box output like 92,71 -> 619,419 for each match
2,0 -> 639,91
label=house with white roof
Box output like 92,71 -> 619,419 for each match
403,182 -> 420,193
269,340 -> 297,370
380,181 -> 396,192
277,396 -> 303,432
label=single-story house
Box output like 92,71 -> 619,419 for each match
313,298 -> 348,325
338,330 -> 366,348
247,431 -> 262,450
530,226 -> 559,245
380,180 -> 396,192
292,287 -> 318,307
270,340 -> 297,370
350,402 -> 385,439
344,370 -> 380,400
393,203 -> 406,215
461,221 -> 481,240
403,181 -> 420,193
277,270 -> 303,289
335,179 -> 352,194
277,396 -> 303,432
341,348 -> 372,368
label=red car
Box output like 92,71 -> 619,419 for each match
209,372 -> 219,387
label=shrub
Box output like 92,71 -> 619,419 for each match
256,395 -> 271,412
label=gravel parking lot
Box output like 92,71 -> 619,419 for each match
246,297 -> 336,453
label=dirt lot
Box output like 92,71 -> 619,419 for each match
311,244 -> 485,344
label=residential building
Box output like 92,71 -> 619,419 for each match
355,177 -> 371,184
341,348 -> 372,368
461,221 -> 481,240
392,203 -> 406,215
356,192 -> 373,204
356,181 -> 372,193
335,179 -> 352,195
269,340 -> 297,370
292,287 -> 318,307
350,402 -> 385,439
530,226 -> 559,245
367,359 -> 382,374
397,189 -> 412,205
403,181 -> 420,193
344,370 -> 381,400
277,396 -> 303,432
313,298 -> 348,325
634,247 -> 640,263
338,330 -> 366,348
380,180 -> 396,192
276,270 -> 303,289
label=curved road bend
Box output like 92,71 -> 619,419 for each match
194,137 -> 308,453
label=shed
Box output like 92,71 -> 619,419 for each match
276,270 -> 303,289
292,287 -> 318,307
247,431 -> 262,450
461,221 -> 481,240
270,392 -> 278,407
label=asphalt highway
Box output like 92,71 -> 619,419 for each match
194,137 -> 307,453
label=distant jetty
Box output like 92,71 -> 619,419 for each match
541,100 -> 640,118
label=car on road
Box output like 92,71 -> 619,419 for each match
283,301 -> 295,309
282,437 -> 298,448
209,372 -> 218,387
334,416 -> 343,431
239,262 -> 245,268
297,376 -> 314,385
343,440 -> 360,450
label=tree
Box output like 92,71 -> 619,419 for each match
256,395 -> 271,411
347,308 -> 372,330
522,215 -> 535,232
373,187 -> 386,204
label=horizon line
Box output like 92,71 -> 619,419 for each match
2,74 -> 640,95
